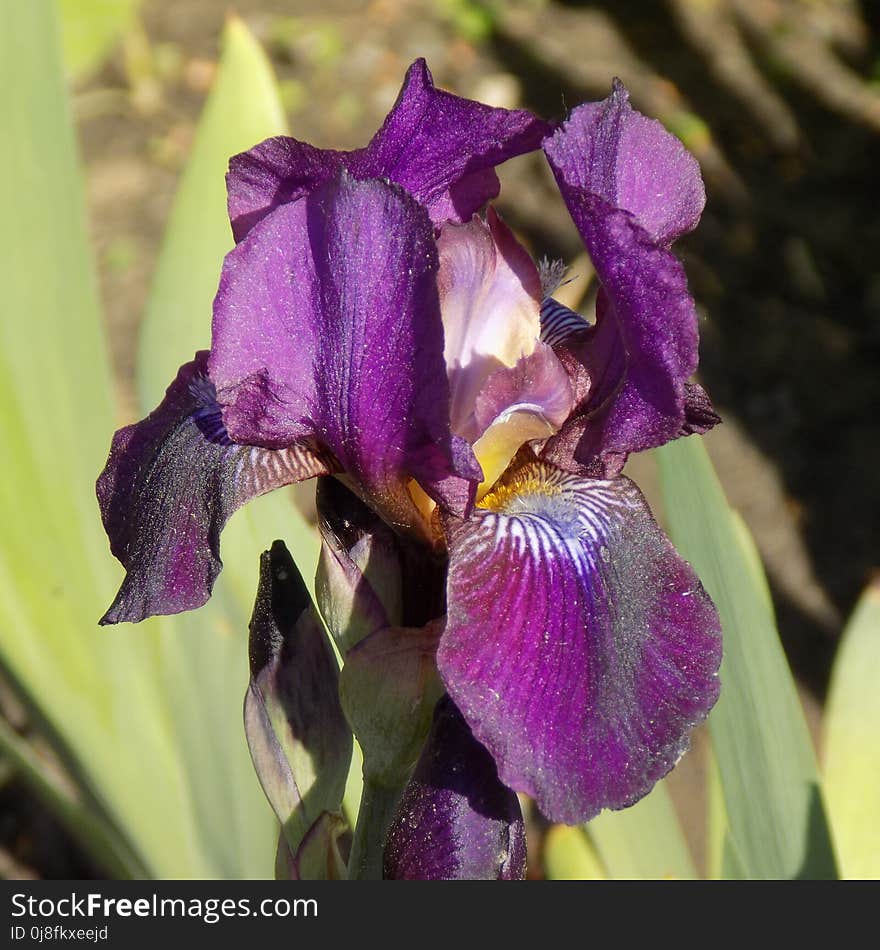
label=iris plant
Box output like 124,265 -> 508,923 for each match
98,60 -> 722,879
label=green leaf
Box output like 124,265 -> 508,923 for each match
656,435 -> 837,879
0,4 -> 308,878
58,0 -> 140,79
586,779 -> 697,879
543,825 -> 605,880
0,0 -> 151,877
138,15 -> 286,409
705,743 -> 727,880
823,583 -> 880,879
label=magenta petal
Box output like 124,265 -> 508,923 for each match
383,697 -> 526,880
211,172 -> 478,529
544,81 -> 705,247
97,353 -> 333,624
438,462 -> 721,824
227,59 -> 550,240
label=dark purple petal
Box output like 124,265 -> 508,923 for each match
97,353 -> 333,624
681,381 -> 721,435
544,81 -> 704,247
541,82 -> 708,466
383,697 -> 526,880
210,172 -> 478,531
245,541 -> 352,850
539,198 -> 702,466
356,60 -> 551,225
438,461 -> 721,825
227,137 -> 345,243
227,59 -> 551,240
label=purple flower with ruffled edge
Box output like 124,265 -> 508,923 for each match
97,61 -> 722,835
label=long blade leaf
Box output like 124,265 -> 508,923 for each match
656,435 -> 837,879
587,779 -> 697,879
823,583 -> 880,878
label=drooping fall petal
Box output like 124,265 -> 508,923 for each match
98,352 -> 333,624
438,460 -> 721,824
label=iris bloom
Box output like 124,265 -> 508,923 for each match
98,61 -> 722,837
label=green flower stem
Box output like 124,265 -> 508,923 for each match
347,777 -> 405,880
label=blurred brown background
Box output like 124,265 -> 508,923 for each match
3,0 -> 878,877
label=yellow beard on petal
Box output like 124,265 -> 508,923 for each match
478,461 -> 564,512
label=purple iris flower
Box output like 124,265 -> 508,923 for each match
97,60 -> 722,841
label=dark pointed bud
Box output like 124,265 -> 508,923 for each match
383,697 -> 527,880
244,540 -> 352,869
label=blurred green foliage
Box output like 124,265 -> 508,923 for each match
59,0 -> 140,78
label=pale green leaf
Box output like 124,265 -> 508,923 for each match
0,4 -> 305,878
58,0 -> 140,79
0,0 -> 200,878
544,825 -> 606,880
587,779 -> 697,879
823,583 -> 880,879
132,16 -> 320,876
656,435 -> 837,879
705,743 -> 727,880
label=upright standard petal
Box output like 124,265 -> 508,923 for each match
227,59 -> 551,241
355,60 -> 550,225
539,217 -> 700,468
437,460 -> 722,824
210,172 -> 478,532
544,80 -> 705,248
97,352 -> 333,624
383,697 -> 526,880
542,83 -> 708,466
